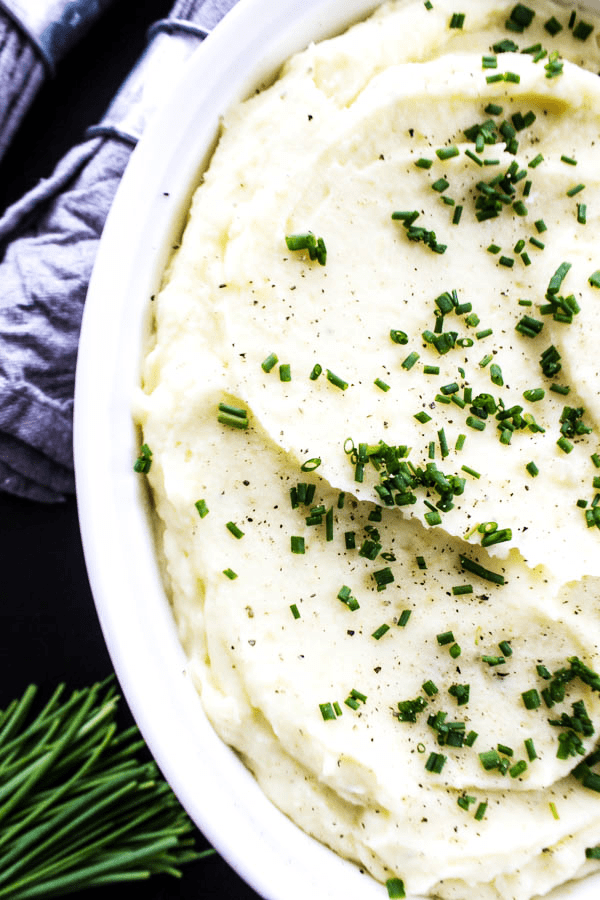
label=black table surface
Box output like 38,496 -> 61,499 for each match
0,3 -> 261,898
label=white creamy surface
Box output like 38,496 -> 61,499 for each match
137,2 -> 600,897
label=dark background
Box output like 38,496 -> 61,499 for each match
0,2 -> 261,898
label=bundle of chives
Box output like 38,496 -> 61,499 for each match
0,679 -> 209,899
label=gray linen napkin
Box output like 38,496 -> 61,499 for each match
0,0 -> 116,161
0,0 -> 239,502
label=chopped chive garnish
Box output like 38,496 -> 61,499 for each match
523,388 -> 545,402
573,20 -> 594,40
402,352 -> 420,370
499,255 -> 514,268
223,568 -> 238,580
309,363 -> 322,380
414,411 -> 432,424
226,521 -> 244,539
475,801 -> 488,821
482,54 -> 497,69
522,688 -> 541,710
438,428 -> 449,458
290,603 -> 300,619
529,154 -> 544,168
452,205 -> 463,225
529,236 -> 545,250
326,369 -> 348,390
301,457 -> 321,472
525,737 -> 537,760
398,609 -> 412,627
482,655 -> 505,666
545,16 -> 562,36
286,232 -> 327,265
588,271 -> 600,289
449,684 -> 470,705
465,730 -> 478,747
432,177 -> 450,193
423,679 -> 438,696
325,506 -> 334,541
374,378 -> 390,392
218,402 -> 248,429
557,436 -> 573,454
386,878 -> 406,899
390,329 -> 409,345
459,554 -> 505,585
440,381 -> 459,396
549,801 -> 559,819
344,532 -> 356,550
437,145 -> 459,159
437,631 -> 455,646
486,73 -> 504,84
372,623 -> 390,640
449,12 -> 465,28
465,149 -> 483,167
566,184 -> 585,197
479,749 -> 500,770
577,203 -> 587,225
461,465 -> 480,479
424,365 -> 440,375
499,640 -> 513,656
487,244 -> 501,255
416,555 -> 427,570
279,363 -> 292,382
545,52 -> 564,78
425,751 -> 447,773
466,416 -> 486,432
290,536 -> 305,554
373,567 -> 394,591
416,157 -> 434,169
319,702 -> 336,721
449,643 -> 462,659
526,461 -> 539,477
510,760 -> 527,778
561,155 -> 577,166
455,433 -> 466,451
195,498 -> 209,518
261,352 -> 278,372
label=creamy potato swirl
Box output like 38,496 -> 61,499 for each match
138,2 -> 600,897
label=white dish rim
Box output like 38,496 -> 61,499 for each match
74,1 -> 600,899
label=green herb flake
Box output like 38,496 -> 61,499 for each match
544,16 -> 562,36
290,536 -> 305,554
386,877 -> 407,899
319,702 -> 337,721
372,623 -> 391,640
522,688 -> 541,710
218,402 -> 248,430
402,351 -> 421,370
286,231 -> 327,265
449,12 -> 465,29
261,352 -> 278,373
133,443 -> 153,474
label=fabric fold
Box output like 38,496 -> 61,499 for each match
0,0 -> 239,502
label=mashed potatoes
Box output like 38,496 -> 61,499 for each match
136,2 -> 600,896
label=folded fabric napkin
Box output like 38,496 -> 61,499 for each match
0,0 -> 116,161
0,0 -> 239,502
